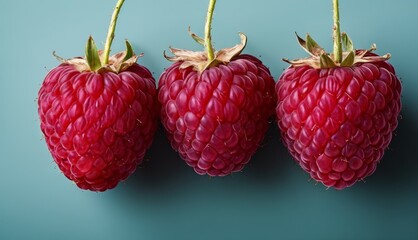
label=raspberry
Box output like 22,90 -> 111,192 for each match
39,63 -> 158,191
276,62 -> 401,189
276,0 -> 402,189
159,54 -> 276,176
38,0 -> 158,191
158,0 -> 276,176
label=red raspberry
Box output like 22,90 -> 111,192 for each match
38,63 -> 158,191
159,0 -> 276,176
159,54 -> 276,176
276,0 -> 402,190
38,1 -> 158,191
276,60 -> 401,189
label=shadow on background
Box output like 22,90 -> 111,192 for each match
124,124 -> 192,193
121,109 -> 417,197
243,123 -> 294,186
120,122 -> 292,196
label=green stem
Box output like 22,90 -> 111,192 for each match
333,0 -> 342,63
205,0 -> 216,61
103,0 -> 126,65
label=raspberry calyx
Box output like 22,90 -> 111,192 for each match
284,0 -> 391,69
164,0 -> 247,73
52,0 -> 141,74
283,33 -> 391,69
53,39 -> 141,73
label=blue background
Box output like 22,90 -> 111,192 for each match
1,0 -> 418,239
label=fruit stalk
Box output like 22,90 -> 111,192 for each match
205,0 -> 216,61
103,0 -> 126,65
333,0 -> 342,63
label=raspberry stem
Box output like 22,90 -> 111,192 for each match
103,0 -> 126,65
333,0 -> 343,63
205,0 -> 216,62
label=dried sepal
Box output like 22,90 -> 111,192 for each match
106,50 -> 140,73
306,34 -> 326,56
283,57 -> 321,69
353,44 -> 391,64
296,33 -> 326,57
215,33 -> 247,63
62,57 -> 92,72
296,33 -> 308,52
354,53 -> 391,64
165,33 -> 247,72
52,51 -> 67,62
164,47 -> 208,62
164,47 -> 208,72
357,44 -> 377,58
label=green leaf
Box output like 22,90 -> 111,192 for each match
85,36 -> 102,71
123,40 -> 134,61
342,32 -> 354,52
320,54 -> 337,68
341,51 -> 355,67
306,34 -> 325,56
188,27 -> 205,46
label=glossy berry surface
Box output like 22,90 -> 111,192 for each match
276,60 -> 401,189
158,54 -> 276,176
38,63 -> 158,191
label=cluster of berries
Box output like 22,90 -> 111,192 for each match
38,0 -> 401,191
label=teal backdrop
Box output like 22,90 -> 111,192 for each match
1,0 -> 418,239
